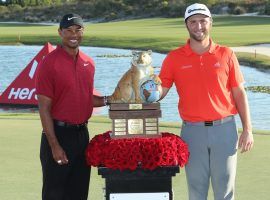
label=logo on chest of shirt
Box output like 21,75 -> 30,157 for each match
83,62 -> 90,67
181,65 -> 192,69
214,62 -> 221,68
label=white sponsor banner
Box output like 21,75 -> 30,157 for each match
8,88 -> 37,100
110,192 -> 169,200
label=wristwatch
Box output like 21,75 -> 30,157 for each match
103,96 -> 110,106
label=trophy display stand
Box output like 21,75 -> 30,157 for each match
95,102 -> 180,200
109,102 -> 161,138
98,166 -> 179,200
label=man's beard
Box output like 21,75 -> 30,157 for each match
189,31 -> 209,42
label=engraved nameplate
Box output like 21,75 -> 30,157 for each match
115,119 -> 126,123
145,118 -> 157,122
146,126 -> 157,131
128,119 -> 143,134
129,104 -> 142,110
115,127 -> 126,132
146,122 -> 157,126
146,130 -> 158,134
114,131 -> 127,136
114,123 -> 126,128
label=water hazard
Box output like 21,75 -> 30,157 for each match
0,45 -> 269,131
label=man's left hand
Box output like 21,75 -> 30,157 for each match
238,130 -> 254,153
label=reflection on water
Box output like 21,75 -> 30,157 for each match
0,107 -> 38,113
0,45 -> 269,131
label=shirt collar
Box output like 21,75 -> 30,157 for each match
57,45 -> 81,60
182,38 -> 217,56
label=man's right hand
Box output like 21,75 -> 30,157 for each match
158,86 -> 170,101
37,94 -> 69,165
51,144 -> 69,165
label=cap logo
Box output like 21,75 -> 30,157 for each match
67,16 -> 78,21
188,8 -> 206,13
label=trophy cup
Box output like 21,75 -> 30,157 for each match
107,50 -> 162,138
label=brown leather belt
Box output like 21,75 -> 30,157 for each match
53,120 -> 88,129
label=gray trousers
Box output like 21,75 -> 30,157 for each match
181,117 -> 238,200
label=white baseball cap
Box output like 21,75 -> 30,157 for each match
184,3 -> 211,21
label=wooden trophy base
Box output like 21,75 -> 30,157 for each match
109,103 -> 161,138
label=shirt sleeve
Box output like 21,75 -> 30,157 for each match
35,57 -> 54,99
228,50 -> 245,88
159,53 -> 174,88
90,58 -> 95,93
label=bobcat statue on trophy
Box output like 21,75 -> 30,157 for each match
108,50 -> 161,103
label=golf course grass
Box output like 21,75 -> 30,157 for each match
0,16 -> 270,199
0,113 -> 269,200
1,16 -> 270,49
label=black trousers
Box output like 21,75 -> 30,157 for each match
40,124 -> 91,200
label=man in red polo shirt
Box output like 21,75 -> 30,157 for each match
35,14 -> 108,200
159,3 -> 254,200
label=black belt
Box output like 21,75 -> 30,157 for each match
53,120 -> 88,129
183,116 -> 234,127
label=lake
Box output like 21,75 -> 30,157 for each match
0,45 -> 269,131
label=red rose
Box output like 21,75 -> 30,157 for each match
85,131 -> 189,171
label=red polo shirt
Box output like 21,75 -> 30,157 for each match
35,45 -> 95,124
160,39 -> 244,122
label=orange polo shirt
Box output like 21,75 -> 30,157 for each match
159,39 -> 244,122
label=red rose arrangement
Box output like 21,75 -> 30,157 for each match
85,131 -> 189,171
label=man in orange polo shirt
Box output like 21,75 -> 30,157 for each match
159,3 -> 254,200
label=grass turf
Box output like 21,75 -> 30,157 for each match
1,16 -> 270,51
0,114 -> 269,200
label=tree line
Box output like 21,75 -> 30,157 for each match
0,0 -> 269,22
1,0 -> 218,7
